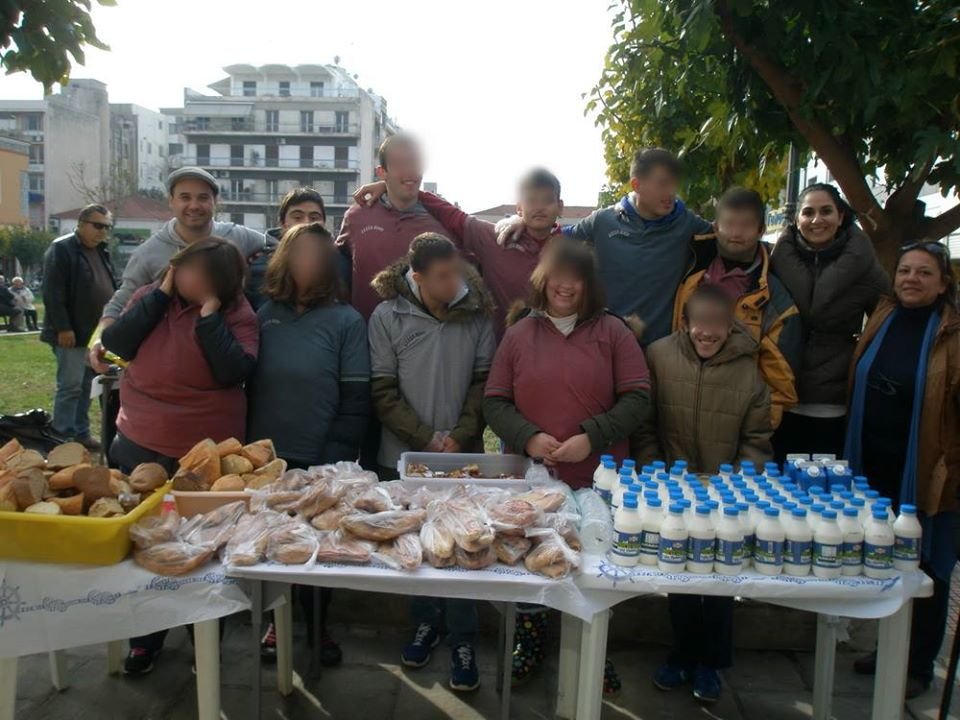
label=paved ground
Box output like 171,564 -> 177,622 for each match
12,595 -> 960,720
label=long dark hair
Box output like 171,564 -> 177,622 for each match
262,222 -> 344,308
528,239 -> 606,321
797,183 -> 857,231
168,237 -> 246,310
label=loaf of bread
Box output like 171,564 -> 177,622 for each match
24,500 -> 62,515
211,474 -> 245,492
88,497 -> 125,518
488,499 -> 540,534
215,438 -> 243,458
174,439 -> 220,491
315,529 -> 376,564
134,542 -> 213,576
46,442 -> 90,470
513,488 -> 566,513
266,523 -> 319,565
310,501 -> 351,531
493,535 -> 532,565
340,510 -> 427,541
352,486 -> 396,513
377,533 -> 423,571
455,543 -> 497,570
295,480 -> 343,518
523,532 -> 580,579
50,492 -> 85,516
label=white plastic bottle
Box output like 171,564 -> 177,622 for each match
754,507 -> 785,576
718,463 -> 734,483
658,503 -> 688,573
669,461 -> 688,483
813,509 -> 843,579
715,506 -> 744,575
840,507 -> 864,577
807,504 -> 824,533
893,504 -> 922,573
593,454 -> 614,489
783,508 -> 812,577
737,502 -> 755,569
686,505 -> 716,574
640,497 -> 663,566
863,511 -> 895,579
594,459 -> 618,505
610,470 -> 634,516
611,493 -> 643,567
621,459 -> 639,483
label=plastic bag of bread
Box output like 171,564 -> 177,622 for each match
523,529 -> 581,579
295,479 -> 345,518
340,509 -> 427,541
493,535 -> 532,566
352,485 -> 398,513
375,532 -> 423,571
248,485 -> 303,514
221,512 -> 276,566
180,501 -> 246,550
487,498 -> 541,535
512,486 -> 567,514
381,481 -> 411,509
266,521 -> 319,565
420,517 -> 455,568
455,543 -> 497,570
134,541 -> 214,576
542,513 -> 583,552
315,529 -> 376,564
130,511 -> 182,548
310,500 -> 351,531
441,500 -> 495,552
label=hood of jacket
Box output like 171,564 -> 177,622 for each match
371,257 -> 495,321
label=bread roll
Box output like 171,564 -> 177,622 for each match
211,474 -> 245,492
0,483 -> 16,512
50,493 -> 85,516
221,454 -> 254,475
73,466 -> 112,511
13,475 -> 47,510
0,438 -> 23,464
47,442 -> 90,469
174,439 -> 220,490
7,449 -> 45,473
455,544 -> 497,570
49,463 -> 91,490
215,437 -> 243,458
88,497 -> 125,518
129,463 -> 168,493
134,542 -> 213,576
24,500 -> 62,515
240,443 -> 271,469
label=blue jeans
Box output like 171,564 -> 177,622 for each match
52,345 -> 93,440
411,596 -> 478,647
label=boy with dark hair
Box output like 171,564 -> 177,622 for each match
500,147 -> 712,345
368,232 -> 496,693
247,187 -> 328,310
634,283 -> 773,704
354,167 -> 564,339
674,186 -> 801,427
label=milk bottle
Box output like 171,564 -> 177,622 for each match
658,503 -> 688,572
783,508 -> 812,576
893,504 -> 922,573
686,505 -> 716,574
594,459 -> 618,504
863,511 -> 895,579
715,506 -> 744,575
813,509 -> 843,579
839,507 -> 864,576
640,496 -> 663,566
611,493 -> 643,567
754,507 -> 785,576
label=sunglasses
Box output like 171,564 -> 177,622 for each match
81,220 -> 113,231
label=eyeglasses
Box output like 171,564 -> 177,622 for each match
902,241 -> 950,258
81,220 -> 113,231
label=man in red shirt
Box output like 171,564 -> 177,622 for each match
336,134 -> 453,320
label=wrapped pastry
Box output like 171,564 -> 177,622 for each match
493,535 -> 532,566
295,479 -> 345,518
221,512 -> 274,566
487,498 -> 540,535
523,529 -> 581,579
315,529 -> 376,564
180,501 -> 246,550
512,487 -> 567,514
420,518 -> 455,566
443,500 -> 495,552
310,501 -> 351,531
130,511 -> 181,547
266,521 -> 319,565
382,481 -> 411,509
340,509 -> 427,541
543,513 -> 583,551
134,542 -> 213,576
249,487 -> 303,513
375,532 -> 423,571
454,543 -> 497,570
352,485 -> 397,513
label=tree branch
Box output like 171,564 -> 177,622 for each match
712,0 -> 887,231
923,202 -> 960,241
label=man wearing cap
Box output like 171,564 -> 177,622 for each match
90,167 -> 264,371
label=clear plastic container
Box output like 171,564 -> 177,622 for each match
398,451 -> 533,486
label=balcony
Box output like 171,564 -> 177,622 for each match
173,155 -> 359,172
220,190 -> 352,206
177,119 -> 359,136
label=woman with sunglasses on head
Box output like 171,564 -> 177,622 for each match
769,183 -> 890,461
844,242 -> 960,698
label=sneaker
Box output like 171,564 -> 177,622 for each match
401,623 -> 440,668
449,643 -> 480,692
693,666 -> 722,704
653,662 -> 689,691
853,651 -> 877,675
319,635 -> 343,667
123,647 -> 159,675
260,623 -> 277,661
77,436 -> 102,452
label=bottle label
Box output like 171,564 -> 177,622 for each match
813,541 -> 841,568
842,540 -> 864,566
784,538 -> 812,566
640,530 -> 660,557
687,535 -> 715,564
863,541 -> 893,570
658,536 -> 687,565
716,538 -> 744,566
742,533 -> 755,558
753,538 -> 783,566
612,529 -> 641,558
893,536 -> 920,563
596,487 -> 612,504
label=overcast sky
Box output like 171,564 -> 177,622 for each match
0,0 -> 614,212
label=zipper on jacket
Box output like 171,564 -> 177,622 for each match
693,360 -> 704,471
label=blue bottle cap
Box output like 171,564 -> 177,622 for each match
865,490 -> 880,499
872,510 -> 888,521
623,493 -> 639,509
706,500 -> 719,510
619,476 -> 633,487
756,500 -> 771,510
764,507 -> 780,517
719,464 -> 734,473
730,474 -> 743,483
842,507 -> 860,518
791,508 -> 807,518
810,503 -> 825,514
696,505 -> 711,516
853,475 -> 868,485
656,472 -> 670,482
821,509 -> 837,520
603,460 -> 617,469
736,502 -> 750,512
619,467 -> 633,476
782,502 -> 797,512
644,490 -> 659,501
676,460 -> 688,469
724,506 -> 739,517
600,454 -> 614,463
830,484 -> 846,493
798,496 -> 813,506
742,468 -> 757,478
742,461 -> 756,469
669,503 -> 685,514
679,499 -> 692,509
808,485 -> 824,496
830,501 -> 845,511
642,465 -> 655,475
684,473 -> 698,483
653,460 -> 667,470
648,497 -> 662,508
901,504 -> 917,515
877,497 -> 892,507
871,503 -> 887,514
623,459 -> 637,469
629,483 -> 643,494
767,469 -> 782,479
851,497 -> 865,507
645,481 -> 659,491
840,491 -> 854,500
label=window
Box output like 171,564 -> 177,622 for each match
242,80 -> 257,97
195,117 -> 210,130
24,114 -> 42,132
196,144 -> 210,165
335,111 -> 350,133
265,110 -> 279,132
334,180 -> 348,203
146,142 -> 152,155
310,81 -> 325,97
265,144 -> 278,167
334,146 -> 349,169
28,174 -> 44,192
168,143 -> 183,155
279,81 -> 291,97
28,144 -> 44,165
230,145 -> 244,166
266,179 -> 278,199
300,145 -> 313,168
231,117 -> 246,131
158,120 -> 163,130
230,212 -> 244,225
300,111 -> 314,133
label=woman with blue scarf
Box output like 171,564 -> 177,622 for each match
845,242 -> 960,699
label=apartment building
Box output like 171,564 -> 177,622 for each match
110,104 -> 174,195
164,63 -> 399,233
0,136 -> 29,227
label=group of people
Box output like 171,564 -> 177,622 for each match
0,274 -> 37,333
37,131 -> 959,704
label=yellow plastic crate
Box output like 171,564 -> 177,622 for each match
0,482 -> 171,565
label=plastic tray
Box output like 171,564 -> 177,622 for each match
172,490 -> 251,518
397,452 -> 538,488
0,482 -> 171,566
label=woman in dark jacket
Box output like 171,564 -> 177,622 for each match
844,243 -> 960,699
770,184 -> 890,460
246,221 -> 371,668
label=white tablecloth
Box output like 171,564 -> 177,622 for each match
227,555 -> 932,623
0,560 -> 252,659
